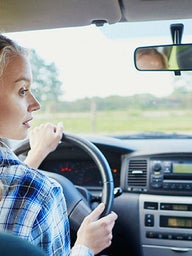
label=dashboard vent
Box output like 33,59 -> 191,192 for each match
127,159 -> 147,188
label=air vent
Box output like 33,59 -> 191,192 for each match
127,159 -> 147,188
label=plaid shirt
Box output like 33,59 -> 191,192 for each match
0,145 -> 93,256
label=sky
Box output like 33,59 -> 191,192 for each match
5,19 -> 192,101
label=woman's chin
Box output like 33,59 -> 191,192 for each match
9,134 -> 27,141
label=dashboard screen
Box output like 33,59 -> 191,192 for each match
160,215 -> 192,229
173,162 -> 192,174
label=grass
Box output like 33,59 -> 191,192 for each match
31,109 -> 192,135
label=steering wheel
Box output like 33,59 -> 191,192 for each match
14,133 -> 114,232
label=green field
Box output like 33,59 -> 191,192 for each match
32,109 -> 192,135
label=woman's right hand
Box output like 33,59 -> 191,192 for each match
74,203 -> 118,255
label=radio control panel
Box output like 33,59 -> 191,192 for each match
125,154 -> 192,195
149,158 -> 192,194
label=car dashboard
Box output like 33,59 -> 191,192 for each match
39,136 -> 192,192
40,144 -> 122,189
17,135 -> 192,256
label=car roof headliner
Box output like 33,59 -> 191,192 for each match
0,0 -> 192,33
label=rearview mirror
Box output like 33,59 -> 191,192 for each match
134,44 -> 192,71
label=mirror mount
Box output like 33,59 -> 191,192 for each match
170,23 -> 184,76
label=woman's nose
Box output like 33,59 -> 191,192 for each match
28,94 -> 41,112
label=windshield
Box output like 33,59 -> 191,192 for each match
5,18 -> 192,138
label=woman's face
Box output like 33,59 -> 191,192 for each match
137,54 -> 165,70
0,54 -> 40,140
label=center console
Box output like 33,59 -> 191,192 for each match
121,153 -> 192,256
140,194 -> 192,256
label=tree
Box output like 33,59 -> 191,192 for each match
29,49 -> 63,112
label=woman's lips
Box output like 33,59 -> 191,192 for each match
23,122 -> 30,128
23,118 -> 32,128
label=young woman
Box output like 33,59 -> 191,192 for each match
0,34 -> 117,256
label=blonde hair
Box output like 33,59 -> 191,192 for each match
0,35 -> 28,199
0,34 -> 28,78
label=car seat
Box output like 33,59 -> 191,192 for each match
0,231 -> 45,255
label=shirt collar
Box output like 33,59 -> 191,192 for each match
0,146 -> 21,166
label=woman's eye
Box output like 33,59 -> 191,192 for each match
19,88 -> 29,96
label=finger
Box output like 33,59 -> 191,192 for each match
98,210 -> 118,224
86,203 -> 105,222
57,122 -> 64,132
55,122 -> 64,137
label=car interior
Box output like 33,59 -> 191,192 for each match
2,1 -> 192,256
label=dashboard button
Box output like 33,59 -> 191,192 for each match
145,214 -> 154,226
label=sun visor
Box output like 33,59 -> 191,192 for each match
122,0 -> 192,22
0,0 -> 122,33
